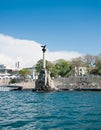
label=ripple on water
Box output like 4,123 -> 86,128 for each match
0,91 -> 101,129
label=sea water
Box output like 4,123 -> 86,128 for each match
0,91 -> 101,130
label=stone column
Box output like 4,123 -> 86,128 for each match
34,45 -> 57,92
41,45 -> 46,69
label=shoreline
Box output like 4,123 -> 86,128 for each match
0,80 -> 35,91
0,76 -> 101,91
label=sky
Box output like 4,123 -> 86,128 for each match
0,0 -> 101,68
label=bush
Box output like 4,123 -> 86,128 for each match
9,78 -> 17,84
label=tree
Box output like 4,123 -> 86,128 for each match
98,69 -> 101,75
70,57 -> 84,76
93,54 -> 101,75
50,65 -> 59,77
35,59 -> 71,77
83,54 -> 96,74
35,59 -> 43,73
54,59 -> 71,77
9,78 -> 17,84
95,54 -> 101,69
19,68 -> 31,79
35,59 -> 53,73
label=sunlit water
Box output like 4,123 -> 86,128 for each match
0,90 -> 101,130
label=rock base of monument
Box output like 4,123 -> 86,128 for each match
34,69 -> 57,92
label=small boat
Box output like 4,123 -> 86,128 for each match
0,85 -> 22,91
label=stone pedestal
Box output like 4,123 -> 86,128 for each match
35,69 -> 56,92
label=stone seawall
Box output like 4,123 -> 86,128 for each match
15,81 -> 35,90
0,80 -> 35,91
53,76 -> 101,90
0,75 -> 101,91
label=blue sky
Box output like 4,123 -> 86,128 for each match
0,0 -> 101,67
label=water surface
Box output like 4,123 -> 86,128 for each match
0,91 -> 101,130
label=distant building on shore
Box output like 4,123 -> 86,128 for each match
25,66 -> 38,80
0,64 -> 20,78
0,64 -> 6,71
75,66 -> 87,76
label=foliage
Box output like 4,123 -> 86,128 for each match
70,57 -> 84,76
35,59 -> 43,73
53,59 -> 71,77
9,78 -> 17,84
19,68 -> 31,78
98,69 -> 101,75
90,54 -> 101,75
35,59 -> 53,73
50,65 -> 59,77
35,53 -> 101,77
70,55 -> 97,75
35,59 -> 71,77
71,57 -> 83,67
83,54 -> 96,74
95,54 -> 101,69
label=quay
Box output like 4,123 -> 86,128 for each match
0,81 -> 35,91
1,76 -> 101,91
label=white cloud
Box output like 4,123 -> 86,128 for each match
0,34 -> 82,68
46,51 -> 82,61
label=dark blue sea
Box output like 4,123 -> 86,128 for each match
0,91 -> 101,130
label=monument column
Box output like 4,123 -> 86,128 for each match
41,45 -> 46,69
34,45 -> 56,91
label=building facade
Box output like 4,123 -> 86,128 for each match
75,66 -> 87,76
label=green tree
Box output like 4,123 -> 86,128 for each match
35,59 -> 43,73
93,54 -> 101,75
50,65 -> 59,78
98,69 -> 101,75
19,68 -> 31,79
35,59 -> 53,73
35,59 -> 71,77
95,54 -> 101,69
54,59 -> 71,77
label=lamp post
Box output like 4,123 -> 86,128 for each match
41,45 -> 46,69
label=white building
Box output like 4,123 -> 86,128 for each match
75,66 -> 87,76
0,64 -> 20,78
26,66 -> 38,80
